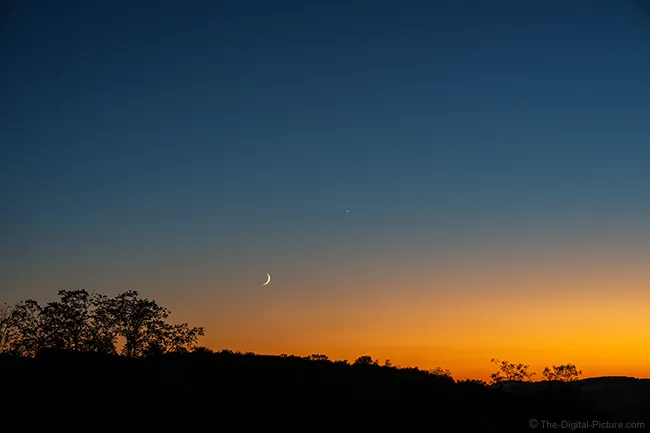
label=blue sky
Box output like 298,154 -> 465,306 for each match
2,0 -> 649,333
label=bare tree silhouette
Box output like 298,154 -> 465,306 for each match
490,358 -> 536,384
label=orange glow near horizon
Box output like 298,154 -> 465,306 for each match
154,242 -> 650,383
6,230 -> 650,383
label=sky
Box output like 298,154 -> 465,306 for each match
2,0 -> 650,380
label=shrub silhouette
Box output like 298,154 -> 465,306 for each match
193,346 -> 214,355
542,363 -> 583,382
457,378 -> 487,387
429,366 -> 453,379
353,355 -> 379,366
305,353 -> 330,362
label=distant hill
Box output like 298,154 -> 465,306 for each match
1,350 -> 647,432
489,376 -> 650,423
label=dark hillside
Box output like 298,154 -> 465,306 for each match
1,350 -> 630,432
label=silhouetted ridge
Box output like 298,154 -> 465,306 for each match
2,349 -> 640,433
2,292 -> 648,432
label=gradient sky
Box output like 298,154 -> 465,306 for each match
2,0 -> 650,380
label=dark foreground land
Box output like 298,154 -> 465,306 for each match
2,350 -> 648,432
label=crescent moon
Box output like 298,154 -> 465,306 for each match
263,272 -> 271,286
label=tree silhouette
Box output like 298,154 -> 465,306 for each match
6,299 -> 44,356
0,302 -> 15,353
0,290 -> 204,357
489,358 -> 535,383
98,290 -> 204,357
39,290 -> 115,353
88,293 -> 120,354
542,364 -> 582,382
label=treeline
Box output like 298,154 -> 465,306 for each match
0,290 -> 204,357
1,290 -> 583,385
0,291 -> 628,431
0,347 -> 620,432
490,358 -> 583,383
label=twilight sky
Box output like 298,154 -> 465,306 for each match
2,0 -> 650,380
